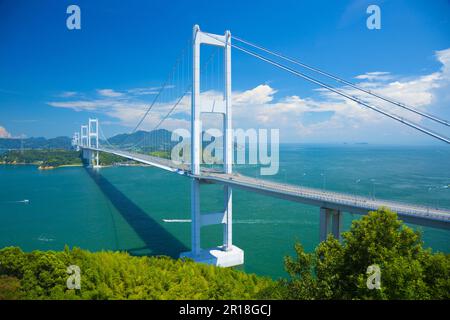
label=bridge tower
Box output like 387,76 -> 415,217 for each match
88,118 -> 100,168
72,132 -> 80,151
80,125 -> 88,148
180,25 -> 244,267
80,125 -> 89,164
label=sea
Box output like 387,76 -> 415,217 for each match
0,144 -> 449,279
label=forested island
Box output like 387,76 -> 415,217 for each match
0,130 -> 175,169
1,149 -> 83,169
0,209 -> 448,300
0,149 -> 140,169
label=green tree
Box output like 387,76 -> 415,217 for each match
281,207 -> 450,299
0,247 -> 274,300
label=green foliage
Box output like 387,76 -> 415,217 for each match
1,149 -> 139,167
148,150 -> 171,159
108,129 -> 174,150
0,247 -> 274,300
0,276 -> 22,299
280,208 -> 450,300
98,152 -> 132,166
0,136 -> 72,150
1,149 -> 82,167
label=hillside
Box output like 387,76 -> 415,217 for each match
1,149 -> 82,168
107,129 -> 177,151
0,129 -> 179,153
0,247 -> 274,300
0,136 -> 72,150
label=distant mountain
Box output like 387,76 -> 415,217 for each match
106,129 -> 179,151
0,129 -> 181,152
0,136 -> 72,150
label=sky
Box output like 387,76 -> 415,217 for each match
0,0 -> 449,144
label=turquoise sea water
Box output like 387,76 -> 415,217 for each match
0,144 -> 449,278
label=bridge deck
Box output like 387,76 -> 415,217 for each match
83,147 -> 450,230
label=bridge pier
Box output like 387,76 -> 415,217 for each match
81,149 -> 99,168
319,207 -> 343,242
181,179 -> 243,267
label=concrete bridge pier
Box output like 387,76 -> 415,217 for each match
180,178 -> 243,267
81,148 -> 92,166
319,207 -> 343,242
86,150 -> 98,168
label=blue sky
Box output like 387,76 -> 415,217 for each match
0,0 -> 449,144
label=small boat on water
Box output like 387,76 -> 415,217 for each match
37,234 -> 54,242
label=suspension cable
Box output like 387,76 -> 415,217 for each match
233,35 -> 450,127
152,86 -> 191,132
201,33 -> 450,144
120,48 -> 220,151
131,44 -> 189,134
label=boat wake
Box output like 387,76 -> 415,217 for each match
235,219 -> 314,225
2,199 -> 30,204
162,218 -> 314,225
162,219 -> 191,223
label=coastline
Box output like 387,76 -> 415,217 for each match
0,162 -> 149,170
0,162 -> 83,170
54,164 -> 83,168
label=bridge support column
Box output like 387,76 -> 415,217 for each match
191,178 -> 201,255
223,185 -> 232,250
180,25 -> 243,268
320,207 -> 343,242
82,149 -> 94,167
181,181 -> 243,267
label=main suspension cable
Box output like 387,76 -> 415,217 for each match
233,35 -> 450,127
202,33 -> 450,144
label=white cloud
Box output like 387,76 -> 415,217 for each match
48,100 -> 108,111
59,91 -> 78,97
127,86 -> 165,95
0,126 -> 11,138
97,89 -> 123,97
355,71 -> 392,81
436,48 -> 450,75
234,84 -> 277,105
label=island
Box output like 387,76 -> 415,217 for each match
0,149 -> 137,169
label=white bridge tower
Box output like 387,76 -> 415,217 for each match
88,118 -> 100,167
180,25 -> 244,267
72,132 -> 80,151
80,125 -> 88,148
79,119 -> 99,167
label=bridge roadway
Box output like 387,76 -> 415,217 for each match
83,146 -> 450,230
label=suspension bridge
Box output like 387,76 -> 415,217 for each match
73,25 -> 450,267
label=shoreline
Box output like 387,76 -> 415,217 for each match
0,162 -> 148,170
0,162 -> 83,170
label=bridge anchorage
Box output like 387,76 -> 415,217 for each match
179,25 -> 244,267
